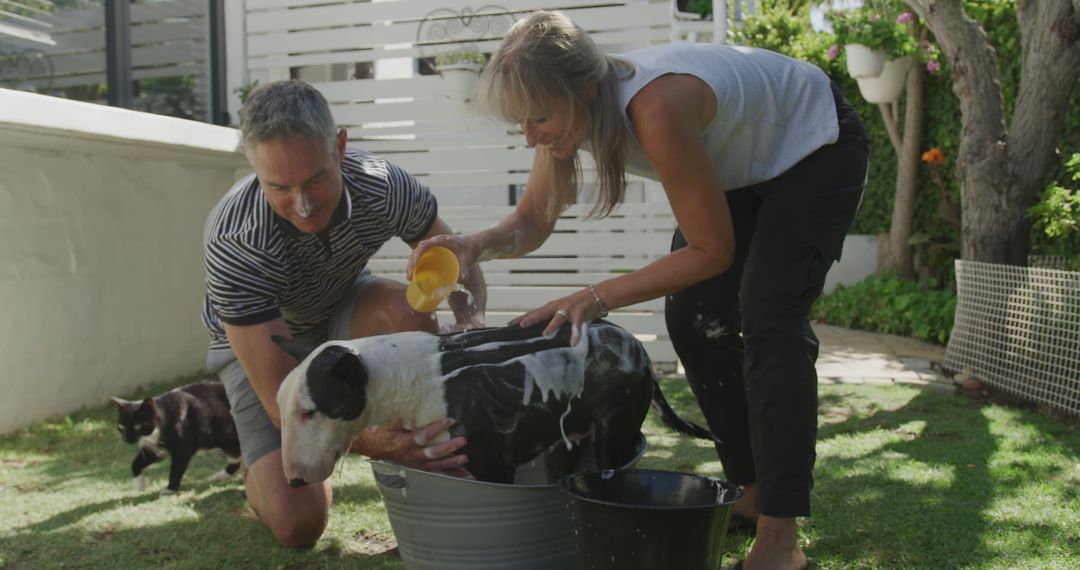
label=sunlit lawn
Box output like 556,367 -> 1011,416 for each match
1,376 -> 1077,569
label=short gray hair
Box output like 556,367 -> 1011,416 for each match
239,80 -> 338,157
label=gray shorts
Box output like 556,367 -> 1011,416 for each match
207,270 -> 380,466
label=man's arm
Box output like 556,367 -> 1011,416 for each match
224,318 -> 468,470
224,318 -> 295,427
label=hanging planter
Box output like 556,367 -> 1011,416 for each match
845,43 -> 887,78
437,62 -> 483,101
856,57 -> 912,104
830,8 -> 919,81
434,49 -> 486,102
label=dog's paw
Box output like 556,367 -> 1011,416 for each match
209,469 -> 230,482
159,488 -> 177,496
133,474 -> 146,492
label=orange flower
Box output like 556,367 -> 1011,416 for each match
922,147 -> 945,165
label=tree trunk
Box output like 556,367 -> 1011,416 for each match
880,51 -> 925,280
1007,0 -> 1080,259
908,0 -> 1080,265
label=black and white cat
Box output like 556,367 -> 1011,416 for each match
111,380 -> 242,494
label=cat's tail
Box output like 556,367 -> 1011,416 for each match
651,378 -> 722,445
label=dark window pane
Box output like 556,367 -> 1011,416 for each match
130,0 -> 211,122
0,0 -> 108,104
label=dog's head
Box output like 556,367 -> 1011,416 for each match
276,339 -> 370,486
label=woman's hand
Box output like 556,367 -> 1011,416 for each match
509,287 -> 605,345
356,417 -> 469,474
407,233 -> 480,283
409,233 -> 487,332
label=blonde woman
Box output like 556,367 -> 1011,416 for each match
411,11 -> 868,569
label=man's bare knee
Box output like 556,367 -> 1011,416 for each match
244,451 -> 331,548
269,512 -> 328,548
350,278 -> 438,337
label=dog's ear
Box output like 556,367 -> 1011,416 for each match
110,396 -> 130,410
307,345 -> 369,421
272,335 -> 316,362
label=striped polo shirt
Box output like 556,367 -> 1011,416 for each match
201,148 -> 437,351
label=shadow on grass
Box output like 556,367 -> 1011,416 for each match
1,472 -> 401,570
0,393 -> 400,569
641,379 -> 1079,568
810,387 -> 998,567
1,511 -> 403,570
4,375 -> 1075,569
1,387 -> 253,496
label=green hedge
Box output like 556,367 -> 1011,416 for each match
811,273 -> 957,344
732,0 -> 1080,239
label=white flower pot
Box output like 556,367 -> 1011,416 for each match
856,57 -> 911,104
845,43 -> 887,79
438,62 -> 483,101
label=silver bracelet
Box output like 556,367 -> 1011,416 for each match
588,284 -> 609,318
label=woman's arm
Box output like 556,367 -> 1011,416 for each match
515,74 -> 736,339
607,74 -> 735,299
408,148 -> 561,278
412,216 -> 488,330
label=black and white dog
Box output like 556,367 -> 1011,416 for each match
275,320 -> 718,485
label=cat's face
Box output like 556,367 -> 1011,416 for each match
111,397 -> 157,444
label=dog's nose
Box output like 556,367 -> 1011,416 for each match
288,478 -> 308,487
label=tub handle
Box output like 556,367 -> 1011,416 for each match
372,464 -> 408,494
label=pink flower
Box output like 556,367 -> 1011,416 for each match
927,60 -> 940,74
897,12 -> 914,24
827,44 -> 839,61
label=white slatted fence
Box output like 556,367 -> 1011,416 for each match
368,202 -> 680,368
243,0 -> 681,368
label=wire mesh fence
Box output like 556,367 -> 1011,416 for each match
944,260 -> 1080,416
1029,255 -> 1071,270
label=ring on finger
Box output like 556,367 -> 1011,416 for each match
555,309 -> 569,318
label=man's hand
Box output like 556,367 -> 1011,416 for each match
355,417 -> 469,474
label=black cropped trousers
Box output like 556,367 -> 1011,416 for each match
665,83 -> 869,517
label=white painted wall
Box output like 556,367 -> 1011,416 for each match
0,88 -> 248,434
826,235 -> 877,294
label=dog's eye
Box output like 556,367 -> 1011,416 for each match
300,411 -> 315,421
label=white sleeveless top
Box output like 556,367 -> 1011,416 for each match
615,43 -> 839,191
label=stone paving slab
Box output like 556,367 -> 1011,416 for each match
814,324 -> 952,390
669,324 -> 955,392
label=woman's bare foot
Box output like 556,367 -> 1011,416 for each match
742,515 -> 807,570
733,483 -> 759,522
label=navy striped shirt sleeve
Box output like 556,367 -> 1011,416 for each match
204,236 -> 282,326
379,160 -> 438,243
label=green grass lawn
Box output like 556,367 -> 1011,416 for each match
1,377 -> 1077,569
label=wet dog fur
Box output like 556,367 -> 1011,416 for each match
275,320 -> 718,485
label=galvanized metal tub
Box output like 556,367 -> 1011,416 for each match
370,434 -> 647,570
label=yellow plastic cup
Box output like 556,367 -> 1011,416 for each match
406,246 -> 461,313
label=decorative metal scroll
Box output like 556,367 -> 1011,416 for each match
416,6 -> 516,66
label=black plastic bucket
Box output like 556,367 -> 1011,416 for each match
558,469 -> 743,570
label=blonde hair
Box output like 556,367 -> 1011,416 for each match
480,10 -> 634,220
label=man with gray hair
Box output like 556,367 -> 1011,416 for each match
202,79 -> 484,546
